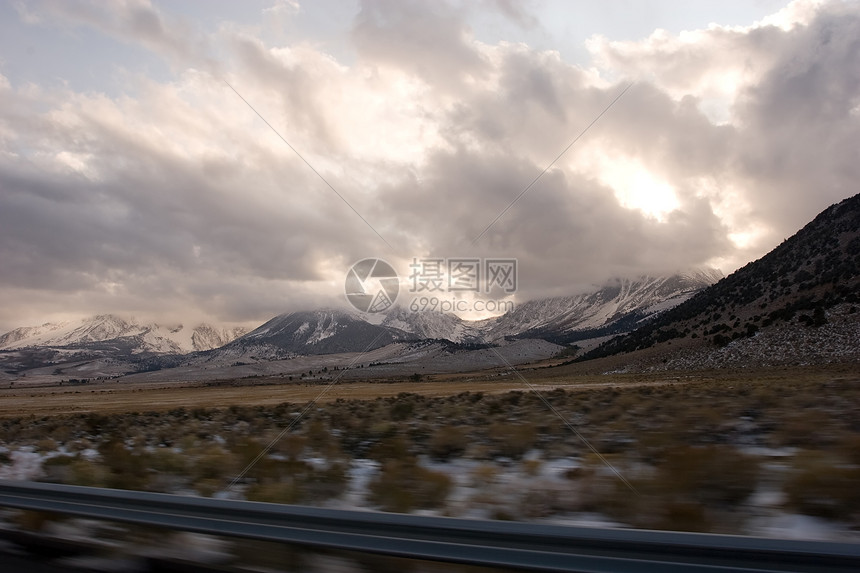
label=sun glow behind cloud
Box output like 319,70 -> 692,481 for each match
584,154 -> 680,222
607,165 -> 679,222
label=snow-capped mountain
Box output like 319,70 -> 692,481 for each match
379,307 -> 480,343
0,315 -> 248,354
0,270 -> 717,378
480,271 -> 721,343
212,271 -> 718,357
0,315 -> 135,350
225,309 -> 415,356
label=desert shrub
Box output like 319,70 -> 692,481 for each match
303,461 -> 349,501
178,434 -> 199,452
305,418 -> 332,452
193,447 -> 236,482
594,446 -> 758,532
42,454 -> 75,467
783,452 -> 860,520
35,438 -> 58,452
99,440 -> 150,490
389,400 -> 415,421
40,454 -> 77,483
488,422 -> 537,458
658,501 -> 710,532
469,464 -> 498,487
368,460 -> 451,513
596,473 -> 713,532
485,399 -> 504,416
231,438 -> 287,482
194,478 -> 223,497
428,426 -> 469,460
368,421 -> 397,440
367,435 -> 412,462
839,435 -> 860,465
148,448 -> 188,474
68,458 -> 108,487
652,445 -> 758,506
517,488 -> 558,519
274,434 -> 307,460
246,481 -> 303,505
637,430 -> 681,461
522,459 -> 542,477
772,410 -> 838,448
240,453 -> 348,505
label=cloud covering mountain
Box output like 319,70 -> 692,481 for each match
0,0 -> 858,332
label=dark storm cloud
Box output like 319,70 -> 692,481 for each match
0,68 -> 375,329
370,140 -> 730,299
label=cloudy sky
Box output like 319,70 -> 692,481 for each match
1,0 -> 858,332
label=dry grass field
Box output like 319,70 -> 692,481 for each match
0,362 -> 856,418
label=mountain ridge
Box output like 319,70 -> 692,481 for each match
575,192 -> 860,367
482,271 -> 719,344
0,315 -> 248,354
1,268 -> 719,357
0,268 -> 721,380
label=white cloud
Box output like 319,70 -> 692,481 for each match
264,0 -> 301,18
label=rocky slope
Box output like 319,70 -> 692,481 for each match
578,193 -> 860,368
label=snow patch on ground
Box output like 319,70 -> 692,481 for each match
0,447 -> 45,480
748,513 -> 852,541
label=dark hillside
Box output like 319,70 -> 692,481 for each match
579,193 -> 860,361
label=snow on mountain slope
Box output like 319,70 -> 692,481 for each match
230,309 -> 414,355
191,324 -> 250,351
680,267 -> 724,286
380,307 -> 480,342
0,322 -> 74,348
0,271 -> 716,370
0,315 -> 247,354
0,315 -> 142,350
483,271 -> 721,341
217,272 -> 717,356
351,271 -> 717,346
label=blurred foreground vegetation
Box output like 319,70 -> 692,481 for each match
2,375 -> 860,536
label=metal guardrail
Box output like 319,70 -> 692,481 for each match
1,479 -> 859,572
